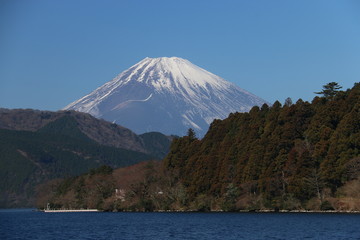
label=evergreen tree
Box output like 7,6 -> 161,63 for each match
315,82 -> 342,99
187,128 -> 197,141
284,97 -> 293,107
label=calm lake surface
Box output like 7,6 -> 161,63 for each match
1,209 -> 360,239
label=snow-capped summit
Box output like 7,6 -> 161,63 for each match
64,57 -> 268,136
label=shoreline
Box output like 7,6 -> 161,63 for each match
3,208 -> 358,214
111,209 -> 360,214
238,209 -> 360,214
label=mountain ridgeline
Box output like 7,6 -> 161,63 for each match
0,109 -> 172,207
0,109 -> 172,156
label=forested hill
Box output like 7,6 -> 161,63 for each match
0,110 -> 172,208
164,82 -> 360,210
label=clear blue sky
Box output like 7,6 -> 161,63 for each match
1,0 -> 359,111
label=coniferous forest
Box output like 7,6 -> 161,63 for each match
39,83 -> 360,211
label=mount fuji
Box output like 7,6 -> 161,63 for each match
64,57 -> 268,137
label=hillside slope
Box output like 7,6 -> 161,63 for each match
163,82 -> 360,210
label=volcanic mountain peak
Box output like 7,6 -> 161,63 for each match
95,56 -> 232,97
64,57 -> 268,136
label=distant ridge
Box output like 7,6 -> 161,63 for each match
0,108 -> 172,157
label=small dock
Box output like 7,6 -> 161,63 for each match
43,209 -> 99,213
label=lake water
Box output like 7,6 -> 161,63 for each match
1,209 -> 360,239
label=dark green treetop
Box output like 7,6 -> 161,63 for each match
187,128 -> 197,141
315,82 -> 342,99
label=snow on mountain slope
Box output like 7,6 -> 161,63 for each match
64,57 -> 268,137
